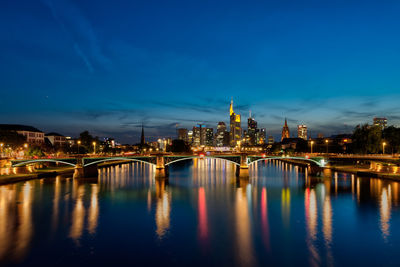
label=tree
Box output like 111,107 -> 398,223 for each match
0,130 -> 26,149
383,126 -> 400,154
79,131 -> 99,153
26,146 -> 45,157
352,124 -> 382,154
167,139 -> 191,153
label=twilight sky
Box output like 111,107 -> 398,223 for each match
1,0 -> 400,143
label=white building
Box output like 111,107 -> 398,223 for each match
297,125 -> 308,140
45,132 -> 66,147
0,124 -> 44,144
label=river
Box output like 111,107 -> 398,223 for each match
0,159 -> 399,266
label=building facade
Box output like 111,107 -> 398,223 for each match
373,117 -> 387,129
205,128 -> 214,146
229,100 -> 242,147
45,132 -> 66,147
297,125 -> 307,140
247,113 -> 257,145
281,119 -> 290,141
0,124 -> 45,144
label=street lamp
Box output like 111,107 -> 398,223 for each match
24,143 -> 28,149
325,139 -> 329,154
77,140 -> 81,154
382,142 -> 386,154
92,141 -> 96,154
310,140 -> 314,154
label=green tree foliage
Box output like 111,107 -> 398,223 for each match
0,130 -> 26,149
352,124 -> 382,154
26,147 -> 45,157
79,131 -> 99,153
295,139 -> 308,152
167,139 -> 191,153
383,126 -> 400,154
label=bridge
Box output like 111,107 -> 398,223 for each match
10,153 -> 327,179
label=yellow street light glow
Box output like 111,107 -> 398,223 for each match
24,143 -> 28,148
325,139 -> 329,143
77,140 -> 81,145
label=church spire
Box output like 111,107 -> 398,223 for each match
140,124 -> 145,145
229,98 -> 234,116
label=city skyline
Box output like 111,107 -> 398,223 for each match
2,0 -> 400,142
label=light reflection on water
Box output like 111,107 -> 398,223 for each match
0,159 -> 399,266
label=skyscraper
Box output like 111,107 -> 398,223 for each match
140,125 -> 145,145
216,122 -> 227,147
205,128 -> 214,146
193,124 -> 207,146
281,118 -> 290,141
297,125 -> 307,140
373,117 -> 387,129
247,111 -> 257,145
229,99 -> 242,147
256,128 -> 266,145
192,126 -> 201,146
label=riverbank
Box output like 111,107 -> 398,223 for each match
0,160 -> 133,185
0,166 -> 75,185
327,165 -> 400,181
278,158 -> 400,181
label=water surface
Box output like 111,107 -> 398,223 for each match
0,159 -> 399,266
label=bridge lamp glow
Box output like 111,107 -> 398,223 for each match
24,143 -> 28,149
310,141 -> 314,154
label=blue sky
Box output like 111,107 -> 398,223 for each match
1,0 -> 400,143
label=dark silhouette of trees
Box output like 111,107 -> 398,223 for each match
383,126 -> 400,154
79,131 -> 99,153
352,124 -> 382,154
167,139 -> 191,153
0,130 -> 26,149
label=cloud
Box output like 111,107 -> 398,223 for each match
41,0 -> 110,72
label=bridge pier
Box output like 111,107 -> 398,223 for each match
155,154 -> 169,179
73,157 -> 98,178
73,165 -> 98,178
236,153 -> 250,179
73,166 -> 98,178
308,165 -> 323,176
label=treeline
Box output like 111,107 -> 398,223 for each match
352,124 -> 400,154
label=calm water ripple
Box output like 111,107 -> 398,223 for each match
0,159 -> 399,266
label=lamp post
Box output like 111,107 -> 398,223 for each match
23,143 -> 28,158
77,140 -> 81,154
92,141 -> 96,155
0,143 -> 3,157
382,142 -> 386,154
325,139 -> 329,154
310,140 -> 314,154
